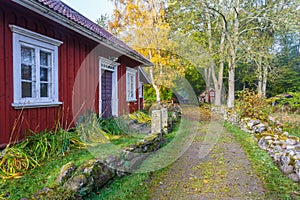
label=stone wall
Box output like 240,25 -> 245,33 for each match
30,132 -> 163,199
226,113 -> 300,182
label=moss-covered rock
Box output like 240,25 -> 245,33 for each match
55,162 -> 76,185
63,174 -> 87,192
31,187 -> 75,200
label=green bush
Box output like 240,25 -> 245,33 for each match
98,117 -> 124,135
268,92 -> 300,113
235,90 -> 271,121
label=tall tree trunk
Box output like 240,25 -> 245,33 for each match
207,10 -> 225,106
262,64 -> 268,97
214,85 -> 222,105
148,50 -> 161,104
257,57 -> 263,96
227,61 -> 235,108
149,67 -> 161,104
212,61 -> 224,106
257,57 -> 268,97
226,0 -> 239,108
204,67 -> 212,102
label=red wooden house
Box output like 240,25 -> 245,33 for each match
0,0 -> 152,148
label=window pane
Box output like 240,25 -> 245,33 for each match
40,83 -> 48,97
40,51 -> 51,66
130,75 -> 134,98
21,64 -> 32,80
22,82 -> 32,98
21,46 -> 34,64
40,67 -> 48,81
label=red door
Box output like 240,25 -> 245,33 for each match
101,70 -> 113,118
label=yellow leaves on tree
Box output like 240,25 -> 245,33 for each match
109,0 -> 187,90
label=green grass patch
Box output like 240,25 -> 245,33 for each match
109,131 -> 152,149
85,166 -> 168,200
86,173 -> 151,200
226,123 -> 300,199
0,149 -> 93,199
283,123 -> 300,138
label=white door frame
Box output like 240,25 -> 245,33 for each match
99,57 -> 119,117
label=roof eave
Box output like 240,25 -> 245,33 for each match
139,66 -> 152,84
12,0 -> 153,66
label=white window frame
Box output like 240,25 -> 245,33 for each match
126,67 -> 137,102
138,81 -> 143,98
10,25 -> 63,109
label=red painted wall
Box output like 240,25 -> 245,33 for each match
117,55 -> 142,116
0,1 -> 144,147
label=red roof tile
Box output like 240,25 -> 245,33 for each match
34,0 -> 150,64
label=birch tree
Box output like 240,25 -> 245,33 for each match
109,0 -> 185,104
167,0 -> 299,107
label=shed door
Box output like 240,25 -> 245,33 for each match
101,70 -> 113,118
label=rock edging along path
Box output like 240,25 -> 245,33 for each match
227,114 -> 300,183
150,124 -> 265,200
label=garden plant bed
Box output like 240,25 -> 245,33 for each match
0,109 -> 181,199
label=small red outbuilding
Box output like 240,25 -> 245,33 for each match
0,0 -> 152,147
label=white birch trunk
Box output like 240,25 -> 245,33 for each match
227,61 -> 235,108
226,0 -> 239,108
148,50 -> 161,104
257,57 -> 263,96
262,65 -> 268,97
207,10 -> 225,106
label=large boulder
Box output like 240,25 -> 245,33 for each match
62,159 -> 115,197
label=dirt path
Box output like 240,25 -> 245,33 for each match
150,124 -> 265,200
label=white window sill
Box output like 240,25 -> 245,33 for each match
127,99 -> 137,102
12,101 -> 63,109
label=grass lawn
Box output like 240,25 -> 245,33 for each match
0,149 -> 93,199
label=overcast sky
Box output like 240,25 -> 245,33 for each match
61,0 -> 114,22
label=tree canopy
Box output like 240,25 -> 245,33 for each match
98,0 -> 300,107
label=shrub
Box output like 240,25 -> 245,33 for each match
268,92 -> 300,113
0,129 -> 82,179
235,90 -> 271,121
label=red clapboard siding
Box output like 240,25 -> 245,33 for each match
0,1 -> 146,147
0,7 -> 7,146
117,57 -> 140,116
